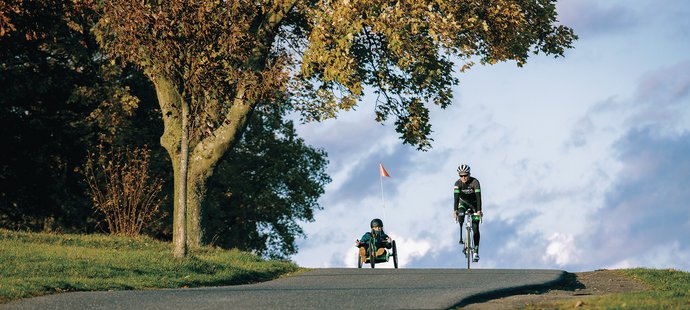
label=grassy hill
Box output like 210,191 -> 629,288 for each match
0,229 -> 301,303
2,229 -> 688,308
558,268 -> 690,309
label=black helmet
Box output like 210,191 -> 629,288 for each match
370,218 -> 383,228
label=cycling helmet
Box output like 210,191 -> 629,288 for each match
370,218 -> 383,228
457,164 -> 471,176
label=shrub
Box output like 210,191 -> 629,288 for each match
82,145 -> 165,236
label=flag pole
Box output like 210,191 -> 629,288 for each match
379,162 -> 388,227
380,165 -> 385,209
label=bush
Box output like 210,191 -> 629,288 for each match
82,145 -> 165,236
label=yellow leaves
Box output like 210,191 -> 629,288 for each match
459,61 -> 474,73
65,19 -> 84,34
88,0 -> 575,151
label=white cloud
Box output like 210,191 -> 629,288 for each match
392,236 -> 433,268
542,233 -> 580,267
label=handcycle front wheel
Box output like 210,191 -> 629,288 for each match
369,243 -> 376,268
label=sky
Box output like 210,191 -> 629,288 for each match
290,0 -> 690,272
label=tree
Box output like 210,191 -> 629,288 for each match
92,0 -> 576,256
0,0 -> 110,230
1,1 -> 332,257
205,103 -> 330,259
0,0 -> 163,232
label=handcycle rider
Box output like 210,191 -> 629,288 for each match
355,218 -> 392,262
454,164 -> 483,262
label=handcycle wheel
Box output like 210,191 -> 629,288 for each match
392,240 -> 398,269
369,243 -> 376,268
357,252 -> 362,268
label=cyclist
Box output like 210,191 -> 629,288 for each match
355,218 -> 391,262
454,164 -> 482,262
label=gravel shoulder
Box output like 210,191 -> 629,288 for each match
460,269 -> 650,309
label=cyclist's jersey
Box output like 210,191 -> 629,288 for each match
454,177 -> 482,212
359,230 -> 390,248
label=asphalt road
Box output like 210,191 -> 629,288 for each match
1,268 -> 565,310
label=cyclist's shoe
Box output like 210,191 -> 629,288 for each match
473,253 -> 480,262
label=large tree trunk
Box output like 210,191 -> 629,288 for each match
174,91 -> 190,257
153,74 -> 255,250
184,85 -> 253,246
152,76 -> 186,256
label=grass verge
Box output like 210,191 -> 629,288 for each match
0,229 -> 302,303
534,268 -> 690,309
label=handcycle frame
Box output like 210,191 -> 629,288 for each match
357,235 -> 398,269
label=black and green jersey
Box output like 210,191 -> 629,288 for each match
454,177 -> 481,212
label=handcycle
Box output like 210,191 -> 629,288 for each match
456,208 -> 481,269
357,234 -> 398,269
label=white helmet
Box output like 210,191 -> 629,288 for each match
457,164 -> 471,176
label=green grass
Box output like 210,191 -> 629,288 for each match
0,229 -> 302,303
536,268 -> 690,309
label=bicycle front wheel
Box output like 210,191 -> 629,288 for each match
466,224 -> 473,269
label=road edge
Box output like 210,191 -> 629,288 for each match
450,270 -> 570,308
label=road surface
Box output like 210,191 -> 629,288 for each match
1,268 -> 565,309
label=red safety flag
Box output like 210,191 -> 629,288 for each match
379,163 -> 390,177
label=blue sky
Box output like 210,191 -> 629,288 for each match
290,0 -> 690,271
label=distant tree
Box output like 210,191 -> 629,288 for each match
91,0 -> 576,256
0,0 -> 162,231
0,0 -> 105,230
205,103 -> 330,259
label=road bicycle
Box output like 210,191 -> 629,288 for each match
457,208 -> 481,269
